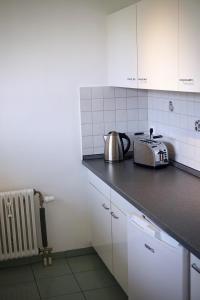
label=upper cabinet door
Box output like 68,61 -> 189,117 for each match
107,5 -> 137,88
179,0 -> 200,93
137,0 -> 179,91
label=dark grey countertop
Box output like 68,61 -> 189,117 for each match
83,158 -> 200,258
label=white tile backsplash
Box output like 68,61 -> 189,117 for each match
80,86 -> 148,155
80,87 -> 200,169
148,90 -> 200,171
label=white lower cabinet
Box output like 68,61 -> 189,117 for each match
191,254 -> 200,300
89,182 -> 112,272
111,203 -> 128,293
88,171 -> 133,294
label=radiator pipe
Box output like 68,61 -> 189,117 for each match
34,190 -> 48,248
34,189 -> 52,266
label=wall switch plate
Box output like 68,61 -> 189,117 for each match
195,120 -> 200,132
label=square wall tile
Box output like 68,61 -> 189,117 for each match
103,87 -> 115,99
138,109 -> 148,121
127,109 -> 139,121
92,87 -> 103,99
94,147 -> 104,154
116,122 -> 127,132
104,111 -> 116,122
92,111 -> 104,123
138,97 -> 148,109
126,88 -> 138,97
83,148 -> 94,155
93,136 -> 104,148
82,124 -> 93,137
80,100 -> 92,112
81,112 -> 92,124
92,99 -> 104,111
127,97 -> 138,109
128,121 -> 138,133
104,99 -> 115,111
80,87 -> 91,100
93,123 -> 105,135
116,98 -> 127,110
82,136 -> 93,149
114,87 -> 126,98
104,122 -> 116,134
116,110 -> 127,122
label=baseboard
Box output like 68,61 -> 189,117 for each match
0,247 -> 96,269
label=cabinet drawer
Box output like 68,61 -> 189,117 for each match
88,171 -> 110,200
111,189 -> 139,216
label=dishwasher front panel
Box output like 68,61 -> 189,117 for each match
191,254 -> 200,300
128,220 -> 189,300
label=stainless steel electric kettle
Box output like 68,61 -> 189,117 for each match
104,131 -> 131,162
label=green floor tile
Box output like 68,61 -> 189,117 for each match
67,254 -> 105,273
37,274 -> 81,298
47,292 -> 85,300
32,258 -> 71,279
74,269 -> 117,291
0,265 -> 34,286
84,286 -> 128,300
0,281 -> 40,300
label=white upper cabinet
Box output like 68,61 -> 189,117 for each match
179,0 -> 200,92
137,0 -> 179,91
107,5 -> 137,88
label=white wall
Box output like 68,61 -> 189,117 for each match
0,0 -> 107,252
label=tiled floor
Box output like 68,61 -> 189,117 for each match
0,254 -> 128,300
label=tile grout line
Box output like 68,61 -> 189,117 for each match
65,258 -> 88,300
30,263 -> 42,300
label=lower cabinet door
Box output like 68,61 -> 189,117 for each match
191,254 -> 200,300
111,203 -> 128,294
89,183 -> 112,272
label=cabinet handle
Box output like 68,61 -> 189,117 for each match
102,203 -> 109,210
145,243 -> 155,254
127,77 -> 136,81
138,78 -> 147,81
179,79 -> 194,82
111,212 -> 119,219
192,263 -> 200,274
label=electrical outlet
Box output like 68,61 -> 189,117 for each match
195,120 -> 200,132
169,101 -> 174,112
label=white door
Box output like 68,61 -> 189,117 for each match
137,0 -> 179,91
179,0 -> 200,92
89,183 -> 112,272
107,4 -> 137,88
191,254 -> 200,300
111,203 -> 128,294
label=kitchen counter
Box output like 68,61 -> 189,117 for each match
83,157 -> 200,258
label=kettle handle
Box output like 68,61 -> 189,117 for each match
119,133 -> 131,155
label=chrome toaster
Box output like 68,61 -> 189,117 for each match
133,138 -> 169,168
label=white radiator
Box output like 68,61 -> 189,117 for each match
0,189 -> 38,261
